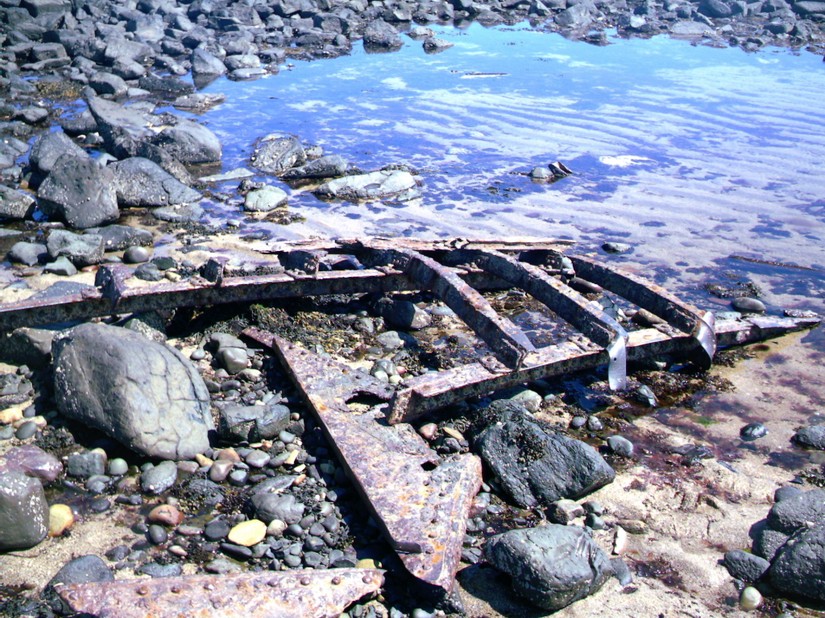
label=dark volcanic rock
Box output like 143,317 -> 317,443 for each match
52,323 -> 214,460
723,549 -> 771,583
769,522 -> 825,602
282,154 -> 349,180
363,19 -> 404,50
112,157 -> 201,207
28,130 -> 86,176
7,241 -> 47,266
474,401 -> 615,508
766,488 -> 825,534
486,524 -> 612,611
792,424 -> 825,450
0,185 -> 36,220
37,154 -> 119,229
44,555 -> 113,598
218,401 -> 292,443
46,229 -> 104,267
92,224 -> 154,251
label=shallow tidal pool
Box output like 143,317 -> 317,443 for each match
192,24 -> 825,313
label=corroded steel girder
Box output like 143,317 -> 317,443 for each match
386,313 -> 820,424
57,568 -> 384,618
567,255 -> 717,368
447,248 -> 629,390
358,243 -> 535,368
243,327 -> 482,594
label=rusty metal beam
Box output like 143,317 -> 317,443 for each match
386,313 -> 819,424
243,327 -> 482,594
567,255 -> 717,368
266,237 -> 576,255
57,568 -> 384,618
448,249 -> 629,389
358,243 -> 535,368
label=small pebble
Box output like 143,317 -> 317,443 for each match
123,246 -> 151,264
148,504 -> 184,526
607,435 -> 634,457
740,422 -> 768,441
49,504 -> 75,537
190,348 -> 207,361
739,586 -> 762,610
15,420 -> 38,440
227,519 -> 267,547
586,415 -> 603,431
204,520 -> 231,542
107,458 -> 128,476
731,297 -> 766,314
148,524 -> 168,545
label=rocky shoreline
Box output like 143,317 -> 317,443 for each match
2,0 -> 825,617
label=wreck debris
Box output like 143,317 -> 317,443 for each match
243,328 -> 482,595
57,568 -> 384,618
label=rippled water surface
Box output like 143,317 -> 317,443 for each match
195,24 -> 825,310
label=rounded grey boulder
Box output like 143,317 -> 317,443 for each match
53,323 -> 214,460
485,524 -> 612,611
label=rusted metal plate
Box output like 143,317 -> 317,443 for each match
57,568 -> 384,618
387,313 -> 819,424
243,327 -> 482,593
359,244 -> 535,368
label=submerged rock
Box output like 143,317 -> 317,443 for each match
112,157 -> 201,207
485,524 -> 612,611
53,323 -> 214,460
251,134 -> 306,176
314,169 -> 418,202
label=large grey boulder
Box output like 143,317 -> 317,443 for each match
769,522 -> 825,602
251,134 -> 306,175
46,229 -> 104,267
485,524 -> 612,611
474,401 -> 615,508
111,157 -> 201,207
191,47 -> 227,86
37,154 -> 119,229
87,96 -> 221,165
0,469 -> 49,551
7,241 -> 47,266
314,169 -> 418,202
53,323 -> 214,460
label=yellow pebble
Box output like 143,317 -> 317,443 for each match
227,519 -> 267,547
49,504 -> 75,537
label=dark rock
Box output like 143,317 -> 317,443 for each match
723,549 -> 771,583
485,524 -> 611,611
363,19 -> 403,50
775,486 -> 804,503
282,154 -> 349,180
0,327 -> 57,369
138,562 -> 182,577
123,246 -> 152,264
555,4 -> 593,28
67,451 -> 107,478
740,422 -> 768,441
731,297 -> 766,313
112,157 -> 201,208
792,425 -> 825,450
244,186 -> 288,212
602,241 -> 632,254
218,401 -> 292,443
1,444 -> 62,483
606,435 -> 634,457
53,323 -> 214,460
138,74 -> 195,98
28,130 -> 86,176
766,489 -> 825,534
699,0 -> 734,16
423,37 -> 454,53
93,224 -> 154,251
46,229 -> 104,267
191,48 -> 227,85
752,523 -> 790,561
376,297 -> 432,330
794,1 -> 825,14
44,256 -> 78,276
0,470 -> 49,550
769,522 -> 825,601
135,262 -> 164,281
8,241 -> 47,266
548,499 -> 584,524
37,154 -> 119,229
140,461 -> 178,495
474,401 -> 615,508
610,557 -> 633,586
89,71 -> 129,98
251,492 -> 305,524
44,555 -> 113,598
251,134 -> 306,175
0,185 -> 36,220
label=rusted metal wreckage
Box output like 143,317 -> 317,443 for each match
3,237 -> 819,613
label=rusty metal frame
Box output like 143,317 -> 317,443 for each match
244,327 -> 482,595
58,568 -> 384,618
